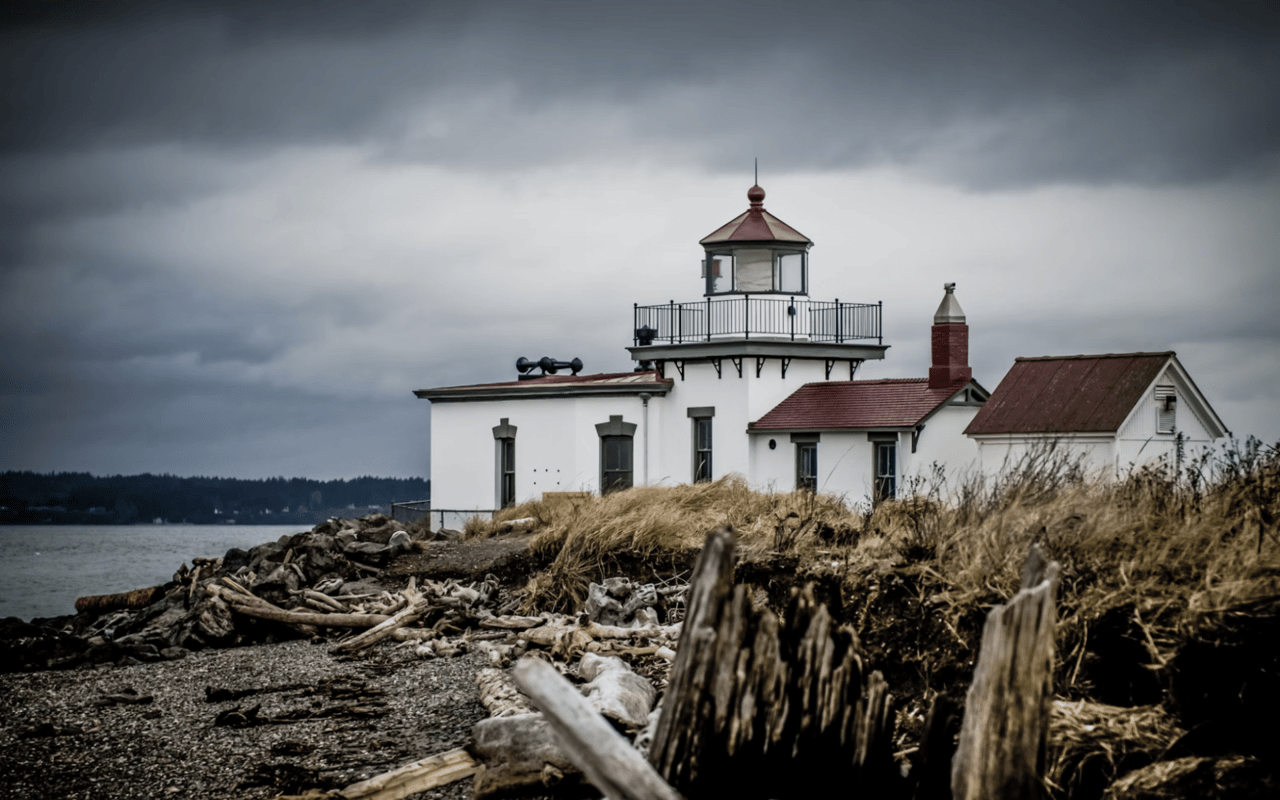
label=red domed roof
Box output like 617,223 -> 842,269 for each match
700,184 -> 811,246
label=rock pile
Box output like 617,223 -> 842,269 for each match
1,514 -> 433,672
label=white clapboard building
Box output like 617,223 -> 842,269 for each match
416,184 -> 1226,525
963,352 -> 1229,476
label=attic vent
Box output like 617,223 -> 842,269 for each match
1155,386 -> 1176,434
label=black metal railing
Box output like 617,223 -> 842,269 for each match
633,296 -> 881,345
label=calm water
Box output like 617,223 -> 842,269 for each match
0,525 -> 306,622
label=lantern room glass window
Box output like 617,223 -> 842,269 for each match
704,253 -> 733,294
704,248 -> 807,296
776,252 -> 805,294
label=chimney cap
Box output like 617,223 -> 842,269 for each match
934,282 -> 966,324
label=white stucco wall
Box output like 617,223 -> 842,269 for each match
429,395 -> 649,512
646,358 -> 833,487
907,404 -> 983,486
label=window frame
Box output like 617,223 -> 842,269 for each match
600,436 -> 634,494
688,407 -> 715,484
595,415 -> 637,495
492,418 -> 518,509
873,441 -> 897,504
796,443 -> 818,492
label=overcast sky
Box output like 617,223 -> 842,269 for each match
2,0 -> 1277,481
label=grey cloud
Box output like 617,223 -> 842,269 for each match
2,1 -> 1276,188
0,370 -> 430,480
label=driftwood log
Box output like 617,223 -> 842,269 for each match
225,603 -> 391,629
338,747 -> 477,800
75,585 -> 166,614
647,527 -> 897,799
512,657 -> 685,800
951,544 -> 1061,800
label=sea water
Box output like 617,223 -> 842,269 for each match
0,524 -> 305,622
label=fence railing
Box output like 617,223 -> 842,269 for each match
633,296 -> 881,345
390,500 -> 431,524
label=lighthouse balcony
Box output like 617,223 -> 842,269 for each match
633,295 -> 882,346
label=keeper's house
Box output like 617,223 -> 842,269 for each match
963,352 -> 1229,477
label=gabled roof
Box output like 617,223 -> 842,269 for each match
415,371 -> 672,402
700,185 -> 811,245
750,378 -> 979,431
964,352 -> 1178,435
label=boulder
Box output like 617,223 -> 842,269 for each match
221,547 -> 251,573
578,652 -> 656,730
471,713 -> 581,800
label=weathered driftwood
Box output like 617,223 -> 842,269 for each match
479,615 -> 546,630
471,713 -> 582,799
512,656 -> 685,800
388,627 -> 437,643
331,594 -> 430,655
74,585 -> 165,614
302,589 -> 349,613
648,527 -> 897,799
211,582 -> 320,638
477,667 -> 537,718
226,603 -> 391,629
338,747 -> 477,800
579,652 -> 657,730
951,545 -> 1061,800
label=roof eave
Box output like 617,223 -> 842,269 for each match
415,382 -> 672,402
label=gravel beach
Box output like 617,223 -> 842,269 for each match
0,639 -> 493,800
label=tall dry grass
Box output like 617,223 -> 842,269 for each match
854,438 -> 1280,696
473,440 -> 1278,671
469,475 -> 857,611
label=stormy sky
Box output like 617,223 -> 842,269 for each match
2,0 -> 1277,481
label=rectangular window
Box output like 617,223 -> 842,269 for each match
874,442 -> 897,503
499,438 -> 516,508
601,435 -> 634,494
693,417 -> 713,483
776,252 -> 805,293
1155,386 -> 1176,434
796,443 -> 817,492
706,252 -> 733,295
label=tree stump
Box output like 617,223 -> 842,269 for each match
648,528 -> 898,799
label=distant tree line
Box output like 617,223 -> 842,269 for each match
0,472 -> 430,525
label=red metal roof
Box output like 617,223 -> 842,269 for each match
751,379 -> 969,430
417,371 -> 680,401
964,352 -> 1173,435
700,185 -> 811,245
425,370 -> 669,392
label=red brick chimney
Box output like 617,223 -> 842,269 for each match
928,282 -> 971,388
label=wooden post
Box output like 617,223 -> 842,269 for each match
951,545 -> 1061,800
648,528 -> 899,799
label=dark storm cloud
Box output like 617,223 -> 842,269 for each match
2,0 -> 1277,187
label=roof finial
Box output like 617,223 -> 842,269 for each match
747,159 -> 765,206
